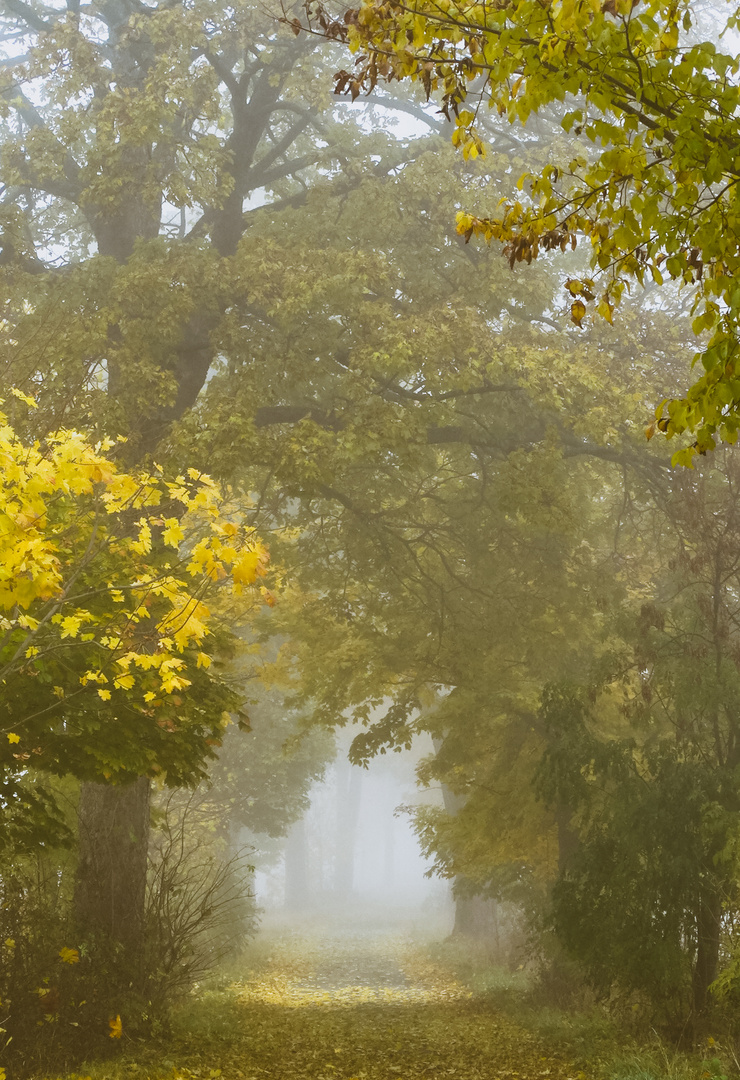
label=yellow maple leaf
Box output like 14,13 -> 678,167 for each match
232,550 -> 262,586
6,733 -> 19,744
109,1014 -> 122,1039
162,517 -> 184,547
10,387 -> 37,409
58,947 -> 80,964
57,614 -> 81,637
130,518 -> 152,555
113,673 -> 135,691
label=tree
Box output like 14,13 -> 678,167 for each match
0,404 -> 269,1064
0,398 -> 267,843
0,0 -> 414,980
526,445 -> 740,1030
302,0 -> 740,462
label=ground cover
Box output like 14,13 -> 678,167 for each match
31,922 -> 738,1080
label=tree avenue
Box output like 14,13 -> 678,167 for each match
301,0 -> 740,463
7,0 -> 740,1063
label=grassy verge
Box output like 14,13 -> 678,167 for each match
424,937 -> 740,1080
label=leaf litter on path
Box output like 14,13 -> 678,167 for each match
62,929 -> 594,1080
156,930 -> 592,1080
231,931 -> 471,1006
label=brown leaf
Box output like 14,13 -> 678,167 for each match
570,299 -> 586,326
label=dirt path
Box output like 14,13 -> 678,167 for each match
106,926 -> 596,1080
231,926 -> 471,1005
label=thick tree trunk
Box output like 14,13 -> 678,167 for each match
74,777 -> 151,972
452,891 -> 500,943
72,171 -> 216,977
431,736 -> 487,938
555,802 -> 579,875
70,187 -> 161,979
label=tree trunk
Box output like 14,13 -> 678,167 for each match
74,777 -> 151,975
555,802 -> 579,875
71,168 -> 216,980
383,804 -> 395,893
334,757 -> 362,897
451,891 -> 499,941
692,884 -> 722,1020
431,736 -> 487,938
284,817 -> 310,911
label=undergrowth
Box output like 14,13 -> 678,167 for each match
425,935 -> 740,1080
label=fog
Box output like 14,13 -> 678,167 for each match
4,0 -> 740,1073
254,734 -> 453,933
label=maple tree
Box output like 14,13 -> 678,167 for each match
301,0 -> 740,464
0,397 -> 268,849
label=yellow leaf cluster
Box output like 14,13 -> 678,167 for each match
0,403 -> 270,724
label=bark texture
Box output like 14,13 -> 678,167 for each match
74,777 -> 151,963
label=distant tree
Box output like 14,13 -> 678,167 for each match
531,449 -> 740,1026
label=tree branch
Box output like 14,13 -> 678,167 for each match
250,117 -> 312,180
0,85 -> 82,201
251,402 -> 668,473
1,0 -> 54,31
249,153 -> 319,188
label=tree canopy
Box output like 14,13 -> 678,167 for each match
302,0 -> 740,463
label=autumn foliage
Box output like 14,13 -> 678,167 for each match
0,394 -> 268,849
302,0 -> 740,463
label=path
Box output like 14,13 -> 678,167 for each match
231,926 -> 471,1005
156,925 -> 592,1080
